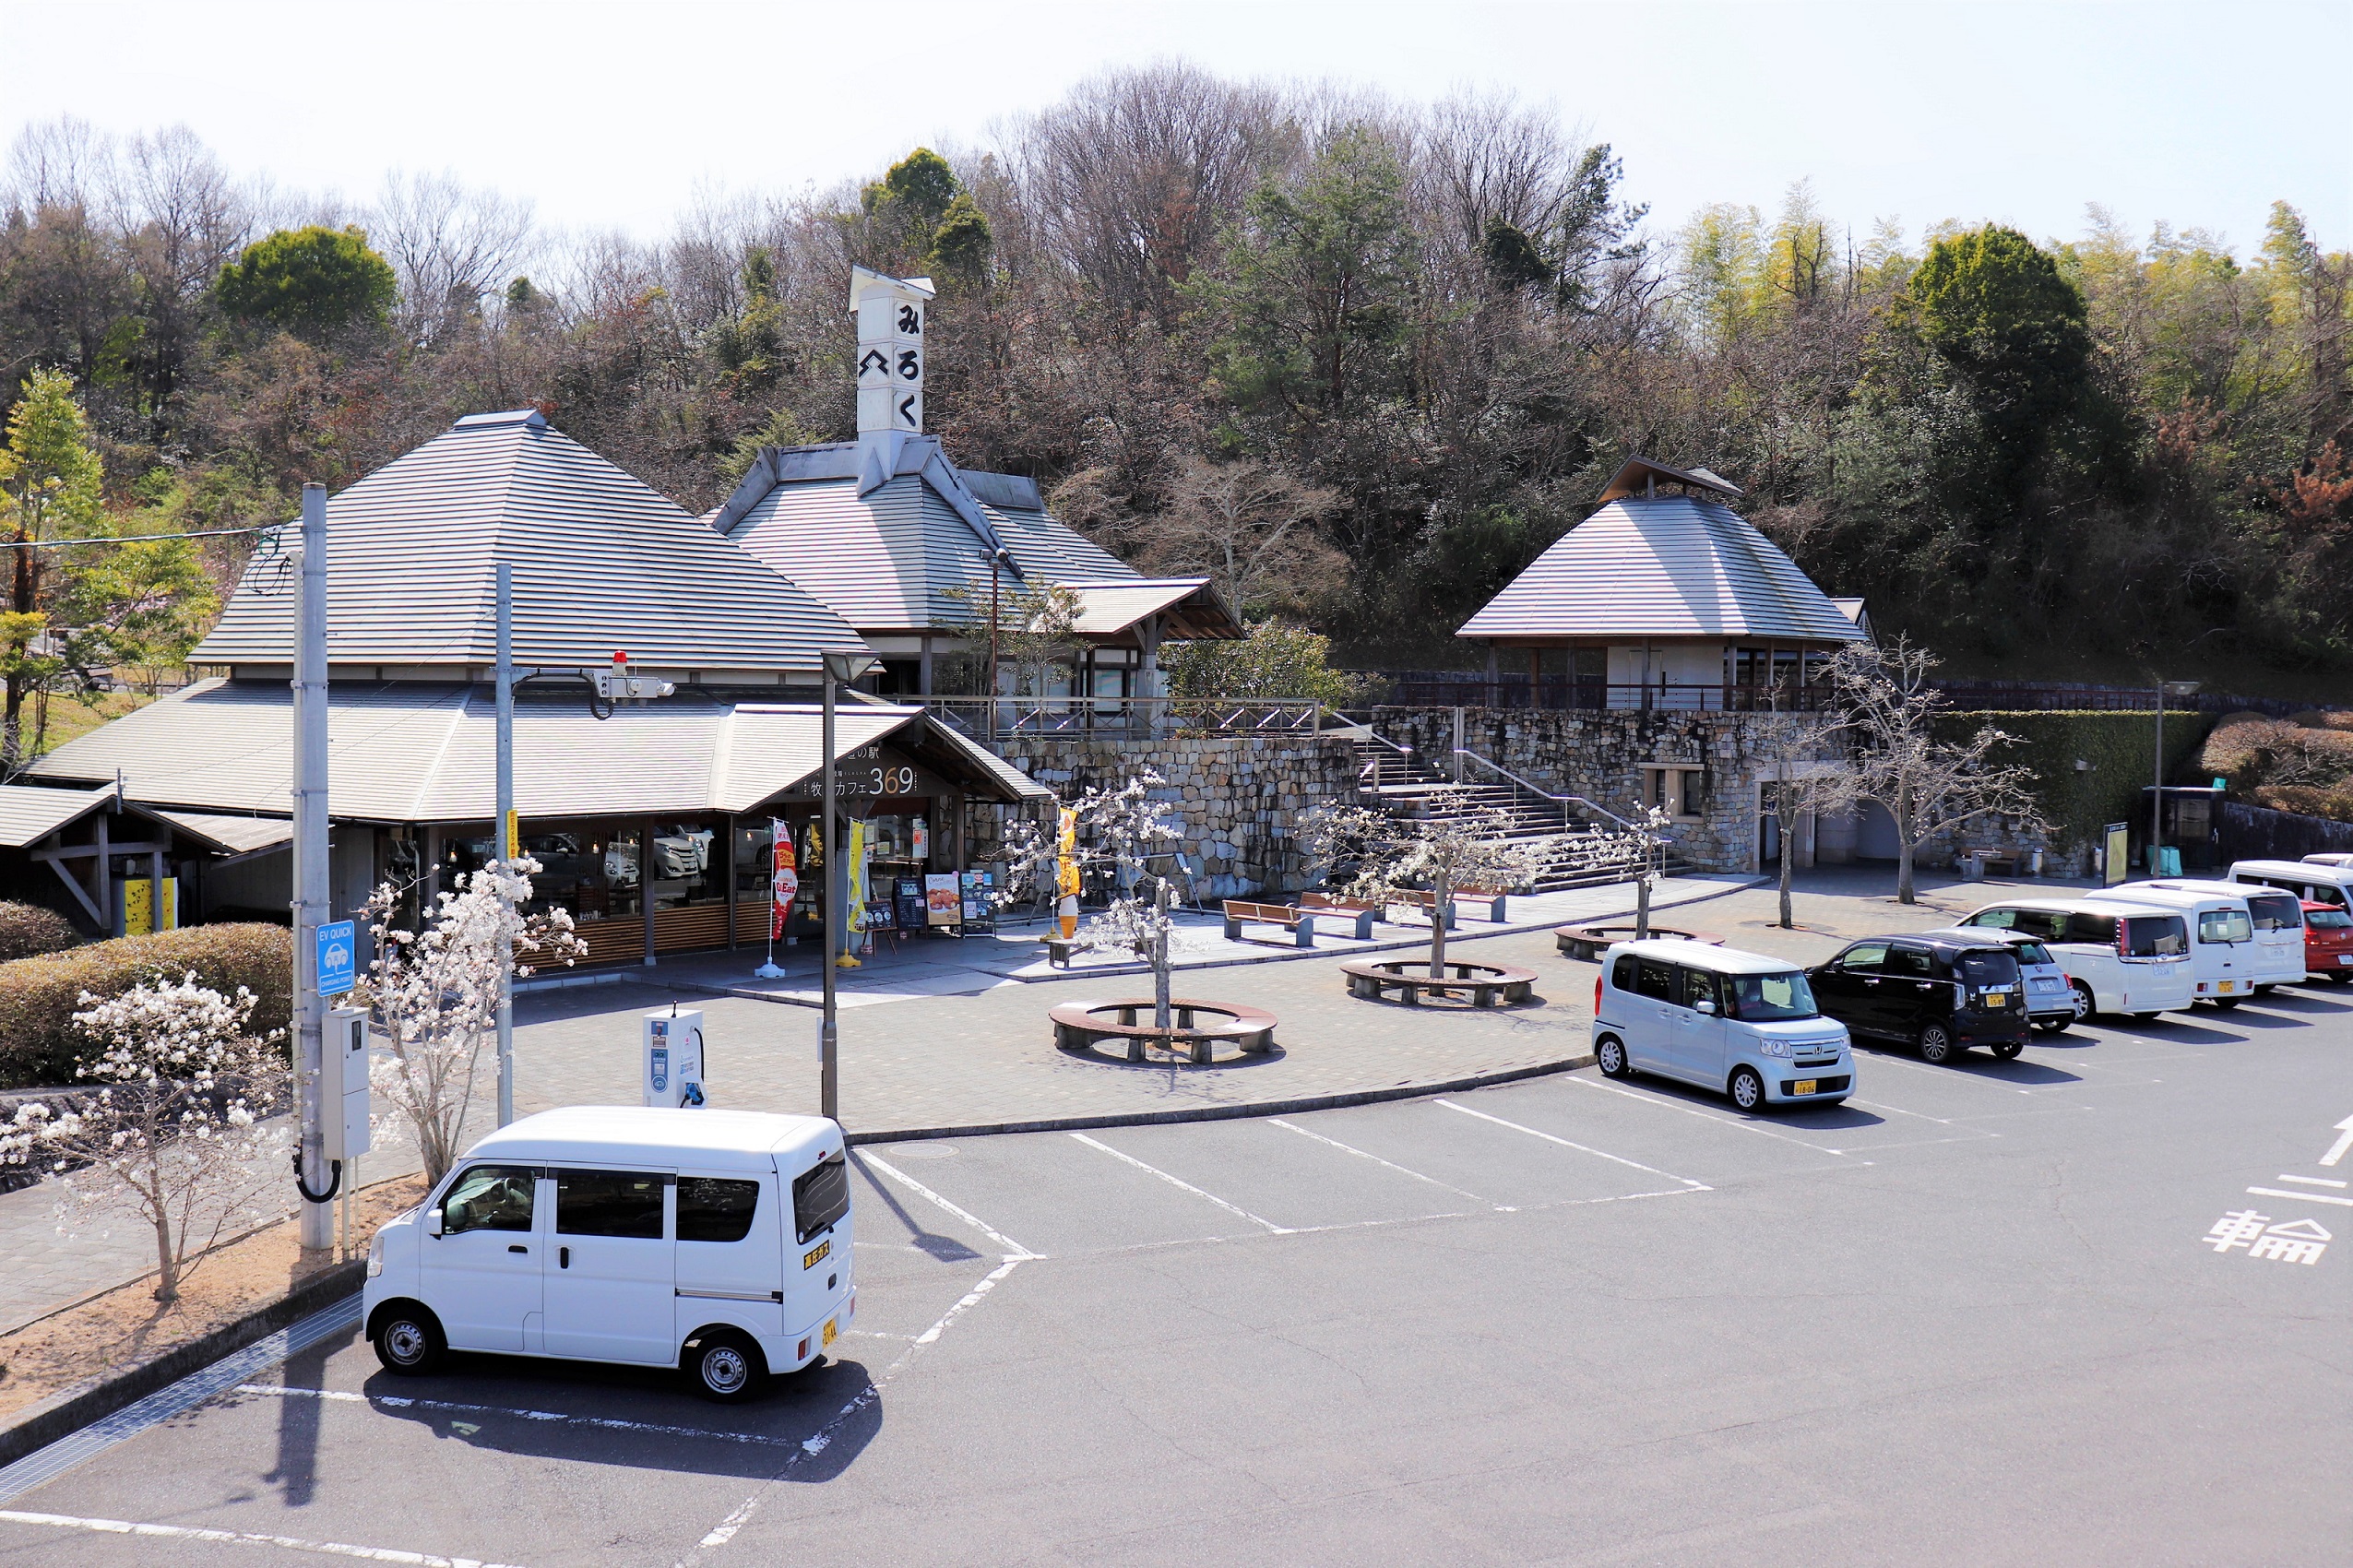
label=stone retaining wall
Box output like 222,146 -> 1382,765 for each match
967,732 -> 1362,899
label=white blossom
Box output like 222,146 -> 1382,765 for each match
998,771 -> 1190,1028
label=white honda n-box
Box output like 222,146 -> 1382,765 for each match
1592,940 -> 1855,1111
364,1107 -> 853,1402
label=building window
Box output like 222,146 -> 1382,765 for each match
1642,766 -> 1707,821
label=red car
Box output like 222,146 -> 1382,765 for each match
2303,900 -> 2353,985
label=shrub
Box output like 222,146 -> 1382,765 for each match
0,923 -> 290,1090
0,901 -> 83,962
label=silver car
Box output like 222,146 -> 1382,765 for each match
1924,927 -> 2074,1033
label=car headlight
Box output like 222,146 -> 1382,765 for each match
365,1233 -> 384,1277
1760,1039 -> 1791,1058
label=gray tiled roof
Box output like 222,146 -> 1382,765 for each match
1457,495 -> 1865,644
714,437 -> 1136,634
0,785 -> 112,848
192,410 -> 870,675
26,681 -> 1047,820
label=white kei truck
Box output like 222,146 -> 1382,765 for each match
364,1106 -> 853,1402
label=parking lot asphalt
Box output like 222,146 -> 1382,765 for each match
3,978 -> 2347,1566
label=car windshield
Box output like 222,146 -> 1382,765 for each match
1956,951 -> 2021,987
2243,893 -> 2302,932
2008,940 -> 2054,967
1722,970 -> 1817,1021
2310,908 -> 2353,931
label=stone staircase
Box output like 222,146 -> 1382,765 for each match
1352,738 -> 1682,894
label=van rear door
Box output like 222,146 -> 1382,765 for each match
676,1170 -> 785,1339
544,1167 -> 677,1364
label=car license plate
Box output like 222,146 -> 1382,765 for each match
1791,1079 -> 1817,1096
823,1318 -> 838,1347
2339,955 -> 2352,966
1984,992 -> 2006,1007
2218,980 -> 2235,992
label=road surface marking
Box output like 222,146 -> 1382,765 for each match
1069,1134 -> 1292,1232
1848,1097 -> 1967,1126
0,1295 -> 360,1505
1267,1118 -> 1504,1206
2321,1115 -> 2353,1168
696,1255 -> 1027,1552
2246,1187 -> 2353,1207
859,1151 -> 1040,1259
0,1509 -> 523,1567
1434,1099 -> 1709,1189
2276,1174 -> 2349,1189
232,1386 -> 798,1446
1557,1074 -> 1855,1156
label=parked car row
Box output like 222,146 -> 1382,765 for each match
1591,854 -> 2353,1112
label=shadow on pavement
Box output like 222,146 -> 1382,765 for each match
850,1155 -> 984,1263
350,1354 -> 880,1480
1616,1075 -> 1890,1131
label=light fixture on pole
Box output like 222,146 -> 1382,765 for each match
2152,679 -> 2201,873
818,648 -> 867,1122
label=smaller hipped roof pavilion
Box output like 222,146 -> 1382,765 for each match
1457,457 -> 1867,709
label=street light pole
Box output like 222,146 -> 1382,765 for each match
819,652 -> 861,1121
293,483 -> 332,1253
495,562 -> 515,1126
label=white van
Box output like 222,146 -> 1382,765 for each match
2228,859 -> 2353,912
364,1107 -> 853,1402
1592,940 -> 1854,1111
1956,897 -> 2195,1020
2117,871 -> 2296,993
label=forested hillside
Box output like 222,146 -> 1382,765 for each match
3,64 -> 2347,683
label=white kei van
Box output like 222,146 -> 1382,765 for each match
1592,940 -> 1854,1111
1956,898 -> 2193,1019
2108,880 -> 2304,1000
364,1107 -> 853,1402
2228,859 -> 2353,912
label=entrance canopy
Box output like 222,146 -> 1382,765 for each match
24,680 -> 1048,822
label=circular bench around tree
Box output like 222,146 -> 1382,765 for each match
1339,958 -> 1538,1008
1553,925 -> 1727,961
1049,999 -> 1279,1065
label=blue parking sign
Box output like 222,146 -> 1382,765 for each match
317,921 -> 356,997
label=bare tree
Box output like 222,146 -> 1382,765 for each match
374,170 -> 539,347
1750,710 -> 1862,928
996,771 -> 1188,1028
1304,788 -> 1546,980
1139,457 -> 1343,617
1831,637 -> 2046,904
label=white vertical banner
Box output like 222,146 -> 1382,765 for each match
850,267 -> 933,437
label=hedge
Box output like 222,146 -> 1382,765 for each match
0,900 -> 84,962
1931,709 -> 2215,852
0,923 -> 291,1090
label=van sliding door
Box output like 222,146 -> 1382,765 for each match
544,1169 -> 677,1364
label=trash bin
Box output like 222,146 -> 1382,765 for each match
2157,846 -> 2182,877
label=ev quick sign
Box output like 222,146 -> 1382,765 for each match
316,921 -> 357,997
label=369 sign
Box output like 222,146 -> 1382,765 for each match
786,751 -> 936,801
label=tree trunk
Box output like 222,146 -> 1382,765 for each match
1634,869 -> 1652,941
1895,787 -> 1918,904
1777,813 -> 1795,930
149,1171 -> 179,1303
1152,879 -> 1172,1031
1428,866 -> 1449,979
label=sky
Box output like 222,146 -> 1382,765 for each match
2,0 -> 2346,261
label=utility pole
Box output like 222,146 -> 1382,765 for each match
293,483 -> 332,1253
819,652 -> 845,1120
495,562 -> 516,1126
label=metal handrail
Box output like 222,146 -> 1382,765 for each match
1452,748 -> 1634,830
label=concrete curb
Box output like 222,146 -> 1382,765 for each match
0,1259 -> 363,1470
647,877 -> 1769,1009
842,1051 -> 1597,1146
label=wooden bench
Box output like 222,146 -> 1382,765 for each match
1222,899 -> 1314,948
1340,958 -> 1537,1008
1045,938 -> 1077,968
1387,889 -> 1457,929
1554,924 -> 1726,960
1454,885 -> 1511,922
1297,892 -> 1381,941
1048,998 -> 1280,1064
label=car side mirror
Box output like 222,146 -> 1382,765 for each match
427,1207 -> 444,1238
1694,999 -> 1717,1016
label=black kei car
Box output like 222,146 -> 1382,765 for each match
1804,933 -> 2031,1063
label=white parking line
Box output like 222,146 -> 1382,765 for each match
2246,1187 -> 2353,1207
859,1151 -> 1041,1260
1558,1074 -> 1857,1157
1267,1119 -> 1505,1207
2276,1174 -> 2349,1189
1434,1099 -> 1710,1190
232,1385 -> 798,1446
0,1508 -> 524,1567
1068,1134 -> 1292,1233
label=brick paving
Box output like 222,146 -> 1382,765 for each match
0,868 -> 2080,1334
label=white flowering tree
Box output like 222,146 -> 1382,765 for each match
357,858 -> 583,1185
20,975 -> 291,1303
998,772 -> 1188,1028
1303,787 -> 1549,979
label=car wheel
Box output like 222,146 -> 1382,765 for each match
2253,984 -> 2274,995
2133,1012 -> 2163,1021
2034,1018 -> 2069,1035
2329,973 -> 2352,987
2069,981 -> 2095,1023
373,1303 -> 445,1377
686,1329 -> 767,1404
1991,1039 -> 2025,1060
1918,1024 -> 1957,1064
1595,1035 -> 1632,1079
1728,1066 -> 1765,1111
2211,996 -> 2241,1010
